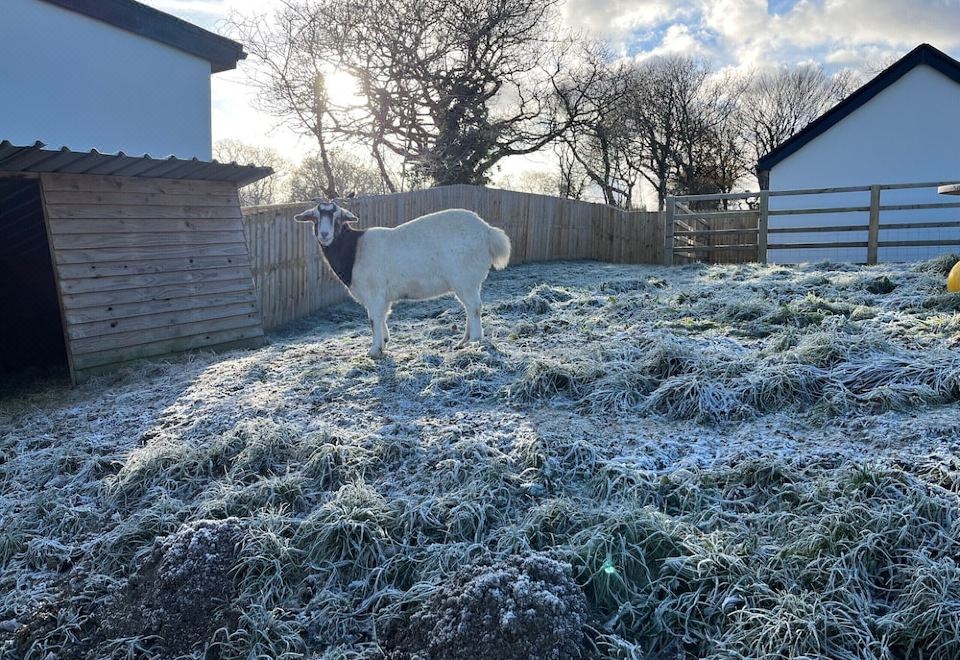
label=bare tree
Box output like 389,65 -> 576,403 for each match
286,150 -> 392,203
228,7 -> 353,197
555,45 -> 638,207
233,0 -> 579,190
625,57 -> 695,209
708,96 -> 753,204
213,139 -> 290,207
558,53 -> 741,209
572,55 -> 751,209
663,57 -> 718,200
737,64 -> 860,167
555,142 -> 589,200
861,54 -> 900,76
500,169 -> 562,196
670,69 -> 751,205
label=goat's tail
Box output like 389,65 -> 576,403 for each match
487,226 -> 512,270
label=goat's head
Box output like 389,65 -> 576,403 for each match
294,194 -> 358,247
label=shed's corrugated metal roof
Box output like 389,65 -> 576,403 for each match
0,141 -> 273,186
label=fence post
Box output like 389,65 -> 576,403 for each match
867,184 -> 880,265
663,197 -> 675,266
757,190 -> 769,264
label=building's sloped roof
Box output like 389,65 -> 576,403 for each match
757,43 -> 960,176
0,141 -> 273,186
41,0 -> 245,72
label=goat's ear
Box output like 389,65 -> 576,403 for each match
345,191 -> 356,199
339,208 -> 359,227
294,211 -> 315,223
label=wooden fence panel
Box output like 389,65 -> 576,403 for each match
670,181 -> 960,265
243,185 -> 661,330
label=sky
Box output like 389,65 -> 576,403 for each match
142,0 -> 960,190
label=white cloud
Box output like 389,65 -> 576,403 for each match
633,23 -> 717,62
575,0 -> 960,69
563,0 -> 678,36
142,0 -> 271,24
704,0 -> 960,69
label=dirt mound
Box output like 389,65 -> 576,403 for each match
383,552 -> 589,660
97,518 -> 245,657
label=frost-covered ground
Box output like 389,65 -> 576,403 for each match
2,257 -> 960,659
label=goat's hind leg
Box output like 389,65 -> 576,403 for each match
454,288 -> 484,347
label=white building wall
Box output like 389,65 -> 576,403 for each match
768,64 -> 960,264
1,0 -> 212,159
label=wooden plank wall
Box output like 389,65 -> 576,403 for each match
38,173 -> 265,379
708,212 -> 760,264
669,209 -> 759,265
243,184 -> 662,330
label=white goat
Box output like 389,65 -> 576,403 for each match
295,200 -> 511,357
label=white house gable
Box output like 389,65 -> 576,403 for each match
0,0 -> 243,160
763,48 -> 960,264
771,65 -> 960,190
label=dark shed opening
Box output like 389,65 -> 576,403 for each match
0,178 -> 68,377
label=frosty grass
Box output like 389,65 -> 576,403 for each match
2,256 -> 960,658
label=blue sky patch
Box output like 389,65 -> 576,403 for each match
767,0 -> 801,15
627,26 -> 670,55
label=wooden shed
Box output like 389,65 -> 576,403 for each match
0,141 -> 272,383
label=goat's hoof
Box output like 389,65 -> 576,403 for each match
368,348 -> 384,358
457,336 -> 482,348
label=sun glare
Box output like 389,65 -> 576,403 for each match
323,69 -> 363,105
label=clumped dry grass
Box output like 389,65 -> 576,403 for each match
2,257 -> 960,658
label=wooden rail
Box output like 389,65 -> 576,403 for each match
665,180 -> 960,266
668,180 -> 960,201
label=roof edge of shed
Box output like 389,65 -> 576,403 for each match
0,141 -> 273,187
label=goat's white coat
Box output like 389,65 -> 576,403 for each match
312,207 -> 511,357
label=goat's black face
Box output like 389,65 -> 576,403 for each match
294,201 -> 358,247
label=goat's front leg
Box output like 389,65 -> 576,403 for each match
366,303 -> 388,358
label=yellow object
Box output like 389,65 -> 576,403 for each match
948,261 -> 960,293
